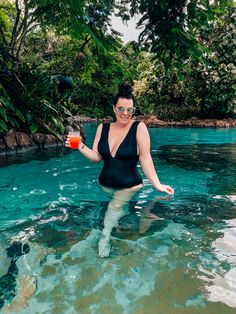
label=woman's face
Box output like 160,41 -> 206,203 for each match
113,97 -> 135,125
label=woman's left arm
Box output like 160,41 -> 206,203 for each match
137,122 -> 174,195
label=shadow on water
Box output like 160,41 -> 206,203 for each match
158,143 -> 236,195
0,241 -> 30,310
158,143 -> 236,172
0,147 -> 70,167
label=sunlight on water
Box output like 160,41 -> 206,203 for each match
0,125 -> 235,313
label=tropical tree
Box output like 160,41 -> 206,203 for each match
0,0 -> 124,134
0,52 -> 72,137
198,7 -> 236,117
133,7 -> 236,119
0,0 -> 40,59
117,0 -> 235,72
0,0 -> 120,59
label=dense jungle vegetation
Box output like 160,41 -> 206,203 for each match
0,0 -> 235,137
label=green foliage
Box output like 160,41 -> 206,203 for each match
0,88 -> 23,132
119,0 -> 234,72
133,53 -> 158,114
133,56 -> 203,120
1,0 -> 235,132
22,29 -> 133,118
0,0 -> 131,135
0,0 -> 119,60
133,8 -> 236,119
29,0 -> 120,53
0,0 -> 14,44
198,8 -> 236,117
71,49 -> 132,118
0,48 -> 72,137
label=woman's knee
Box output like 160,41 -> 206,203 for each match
108,199 -> 126,211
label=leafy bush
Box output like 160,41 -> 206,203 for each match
198,9 -> 236,117
0,49 -> 72,137
133,9 -> 236,120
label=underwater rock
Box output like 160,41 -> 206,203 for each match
158,143 -> 236,172
0,242 -> 31,310
3,275 -> 36,313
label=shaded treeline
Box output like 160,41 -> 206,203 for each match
0,0 -> 235,135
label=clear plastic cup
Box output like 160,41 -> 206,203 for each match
68,131 -> 81,149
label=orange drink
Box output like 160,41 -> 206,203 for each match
69,133 -> 81,149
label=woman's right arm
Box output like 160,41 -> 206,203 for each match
66,124 -> 103,163
78,123 -> 103,162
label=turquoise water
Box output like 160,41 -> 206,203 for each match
0,124 -> 236,313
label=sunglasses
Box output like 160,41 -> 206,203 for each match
116,106 -> 136,115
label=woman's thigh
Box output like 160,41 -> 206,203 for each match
100,185 -> 115,196
100,184 -> 142,210
113,184 -> 142,205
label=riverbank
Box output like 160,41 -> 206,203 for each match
0,116 -> 235,155
0,129 -> 63,156
77,114 -> 236,128
0,117 -> 85,156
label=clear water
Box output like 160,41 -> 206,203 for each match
0,124 -> 235,314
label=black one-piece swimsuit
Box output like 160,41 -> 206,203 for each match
98,121 -> 143,189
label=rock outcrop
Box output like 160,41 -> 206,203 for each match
0,117 -> 85,155
75,114 -> 236,128
135,115 -> 236,128
1,115 -> 235,155
0,130 -> 62,155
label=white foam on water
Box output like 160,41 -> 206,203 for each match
204,218 -> 236,308
29,189 -> 46,195
212,194 -> 236,203
38,214 -> 68,224
206,268 -> 236,308
0,245 -> 11,277
10,227 -> 35,242
59,183 -> 78,191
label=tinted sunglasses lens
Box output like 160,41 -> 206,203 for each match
128,107 -> 135,114
116,107 -> 135,114
117,107 -> 125,113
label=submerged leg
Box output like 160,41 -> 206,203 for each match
99,202 -> 128,257
99,186 -> 141,257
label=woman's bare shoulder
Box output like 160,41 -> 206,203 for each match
97,123 -> 103,131
137,121 -> 148,131
94,123 -> 103,138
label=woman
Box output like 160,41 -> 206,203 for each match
66,82 -> 174,257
